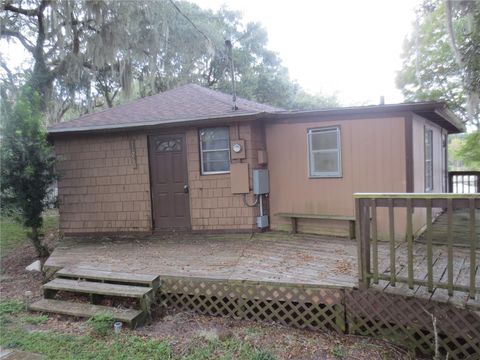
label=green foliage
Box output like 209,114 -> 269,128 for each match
182,336 -> 275,360
396,0 -> 480,128
1,0 -> 338,123
0,86 -> 56,257
23,315 -> 49,325
457,131 -> 480,170
251,349 -> 277,360
0,211 -> 58,257
0,328 -> 173,360
330,345 -> 346,358
86,312 -> 115,337
0,300 -> 26,315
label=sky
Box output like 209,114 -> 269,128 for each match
193,0 -> 421,105
2,0 -> 422,107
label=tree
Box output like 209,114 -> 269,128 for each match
396,0 -> 479,129
456,131 -> 480,170
1,86 -> 57,257
1,0 -> 337,123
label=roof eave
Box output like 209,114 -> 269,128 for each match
48,112 -> 266,138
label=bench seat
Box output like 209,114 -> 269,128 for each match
276,212 -> 355,239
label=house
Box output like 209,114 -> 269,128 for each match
48,84 -> 464,238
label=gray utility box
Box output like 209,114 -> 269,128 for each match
253,169 -> 269,195
256,215 -> 269,228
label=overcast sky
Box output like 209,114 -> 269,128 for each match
2,0 -> 422,106
193,0 -> 421,105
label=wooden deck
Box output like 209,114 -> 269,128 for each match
45,232 -> 358,288
418,209 -> 480,246
44,231 -> 479,309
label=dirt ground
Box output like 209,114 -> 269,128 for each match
0,233 -> 411,360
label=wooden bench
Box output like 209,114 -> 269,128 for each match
276,213 -> 356,239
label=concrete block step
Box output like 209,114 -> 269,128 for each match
43,278 -> 153,299
56,266 -> 160,289
29,299 -> 145,328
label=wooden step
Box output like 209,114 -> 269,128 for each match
29,299 -> 146,328
56,266 -> 160,289
43,278 -> 153,299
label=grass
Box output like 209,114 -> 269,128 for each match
0,210 -> 58,256
1,327 -> 174,360
0,300 -> 27,315
0,305 -> 278,360
182,337 -> 276,360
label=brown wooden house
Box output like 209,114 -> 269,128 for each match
49,84 -> 464,238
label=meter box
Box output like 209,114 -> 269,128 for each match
253,169 -> 269,195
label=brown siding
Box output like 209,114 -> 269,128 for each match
186,122 -> 264,231
266,116 -> 407,238
55,133 -> 152,234
411,114 -> 447,234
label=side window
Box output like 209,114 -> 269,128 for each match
424,128 -> 434,192
308,127 -> 342,177
199,127 -> 230,175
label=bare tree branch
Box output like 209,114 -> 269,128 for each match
3,2 -> 39,17
0,27 -> 35,52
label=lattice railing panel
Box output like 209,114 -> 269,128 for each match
158,276 -> 346,333
346,289 -> 480,359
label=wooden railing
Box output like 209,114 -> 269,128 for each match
449,171 -> 480,193
354,193 -> 479,299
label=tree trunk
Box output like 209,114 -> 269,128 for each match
30,226 -> 50,258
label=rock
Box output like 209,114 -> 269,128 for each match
25,260 -> 42,272
24,291 -> 33,298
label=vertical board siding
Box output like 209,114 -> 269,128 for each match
266,116 -> 407,239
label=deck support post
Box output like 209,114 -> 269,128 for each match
355,198 -> 371,289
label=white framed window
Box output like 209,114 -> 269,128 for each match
308,126 -> 342,178
425,128 -> 434,192
199,127 -> 230,175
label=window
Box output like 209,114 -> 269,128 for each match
425,128 -> 433,191
308,127 -> 342,177
199,127 -> 230,174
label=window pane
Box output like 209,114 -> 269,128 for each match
202,150 -> 230,172
311,130 -> 337,151
200,127 -> 230,150
312,151 -> 339,174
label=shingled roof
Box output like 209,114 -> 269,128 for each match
49,84 -> 282,134
48,83 -> 464,135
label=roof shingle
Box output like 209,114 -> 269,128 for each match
49,84 -> 281,133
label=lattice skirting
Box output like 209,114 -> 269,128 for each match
156,277 -> 479,360
157,276 -> 346,333
346,289 -> 480,359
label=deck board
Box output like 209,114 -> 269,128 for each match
44,231 -> 479,308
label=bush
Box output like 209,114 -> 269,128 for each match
87,313 -> 115,337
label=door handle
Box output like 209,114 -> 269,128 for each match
184,185 -> 189,193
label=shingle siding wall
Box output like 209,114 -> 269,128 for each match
55,122 -> 265,234
186,122 -> 265,231
55,133 -> 152,234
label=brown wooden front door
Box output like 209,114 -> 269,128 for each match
148,134 -> 190,230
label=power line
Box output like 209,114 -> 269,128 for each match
167,0 -> 213,47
